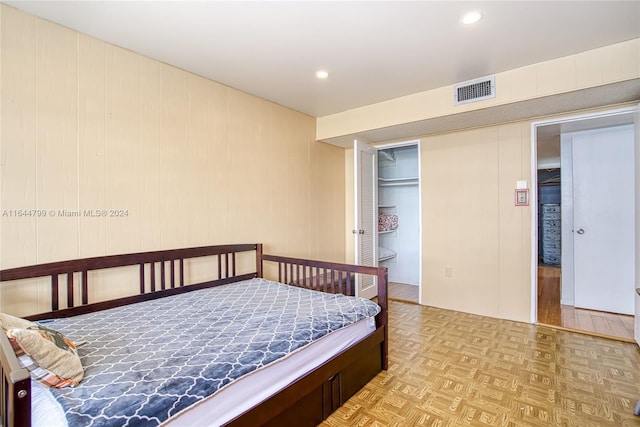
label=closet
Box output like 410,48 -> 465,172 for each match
377,144 -> 420,286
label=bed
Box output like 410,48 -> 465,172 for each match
0,243 -> 388,427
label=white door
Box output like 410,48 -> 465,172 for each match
354,140 -> 378,299
572,125 -> 635,315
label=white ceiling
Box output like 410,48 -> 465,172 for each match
4,1 -> 640,118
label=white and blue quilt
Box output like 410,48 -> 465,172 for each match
44,278 -> 380,427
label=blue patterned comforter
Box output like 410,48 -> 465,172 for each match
45,278 -> 380,426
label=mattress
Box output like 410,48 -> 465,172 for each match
31,278 -> 380,427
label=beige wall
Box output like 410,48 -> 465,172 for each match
0,5 -> 345,315
421,123 -> 532,322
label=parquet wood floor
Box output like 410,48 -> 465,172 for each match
322,300 -> 640,427
537,265 -> 635,342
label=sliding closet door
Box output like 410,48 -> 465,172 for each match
354,140 -> 378,299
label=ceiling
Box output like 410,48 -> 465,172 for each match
4,1 -> 640,118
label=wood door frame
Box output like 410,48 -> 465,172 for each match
530,105 -> 638,324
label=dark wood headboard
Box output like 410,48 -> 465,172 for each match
0,244 -> 260,321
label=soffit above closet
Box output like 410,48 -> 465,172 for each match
321,79 -> 640,147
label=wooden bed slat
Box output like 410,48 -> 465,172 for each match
330,270 -> 336,293
66,273 -> 74,308
160,262 -> 166,290
51,275 -> 59,312
81,271 -> 88,305
150,262 -> 156,292
139,264 -> 145,294
232,252 -> 236,277
255,244 -> 263,279
179,259 -> 184,287
170,261 -> 175,288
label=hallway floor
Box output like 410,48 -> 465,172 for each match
537,265 -> 634,342
388,282 -> 419,303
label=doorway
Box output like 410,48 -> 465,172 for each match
377,143 -> 420,303
533,107 -> 637,342
353,139 -> 422,304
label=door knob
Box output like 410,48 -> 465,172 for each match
576,228 -> 585,234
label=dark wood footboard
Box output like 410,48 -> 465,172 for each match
0,244 -> 387,427
261,252 -> 388,370
229,252 -> 388,426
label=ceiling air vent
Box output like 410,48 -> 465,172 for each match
454,76 -> 495,105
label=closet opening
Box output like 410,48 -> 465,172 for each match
377,142 -> 421,303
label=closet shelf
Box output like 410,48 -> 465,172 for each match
378,229 -> 396,235
378,246 -> 396,262
378,177 -> 418,187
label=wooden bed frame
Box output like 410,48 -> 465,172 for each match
0,244 -> 388,427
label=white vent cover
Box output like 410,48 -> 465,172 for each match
454,76 -> 495,105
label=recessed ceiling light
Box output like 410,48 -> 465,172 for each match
315,70 -> 329,79
461,11 -> 482,25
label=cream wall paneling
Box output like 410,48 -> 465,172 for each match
1,6 -> 37,270
420,123 -> 532,323
0,5 -> 346,315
